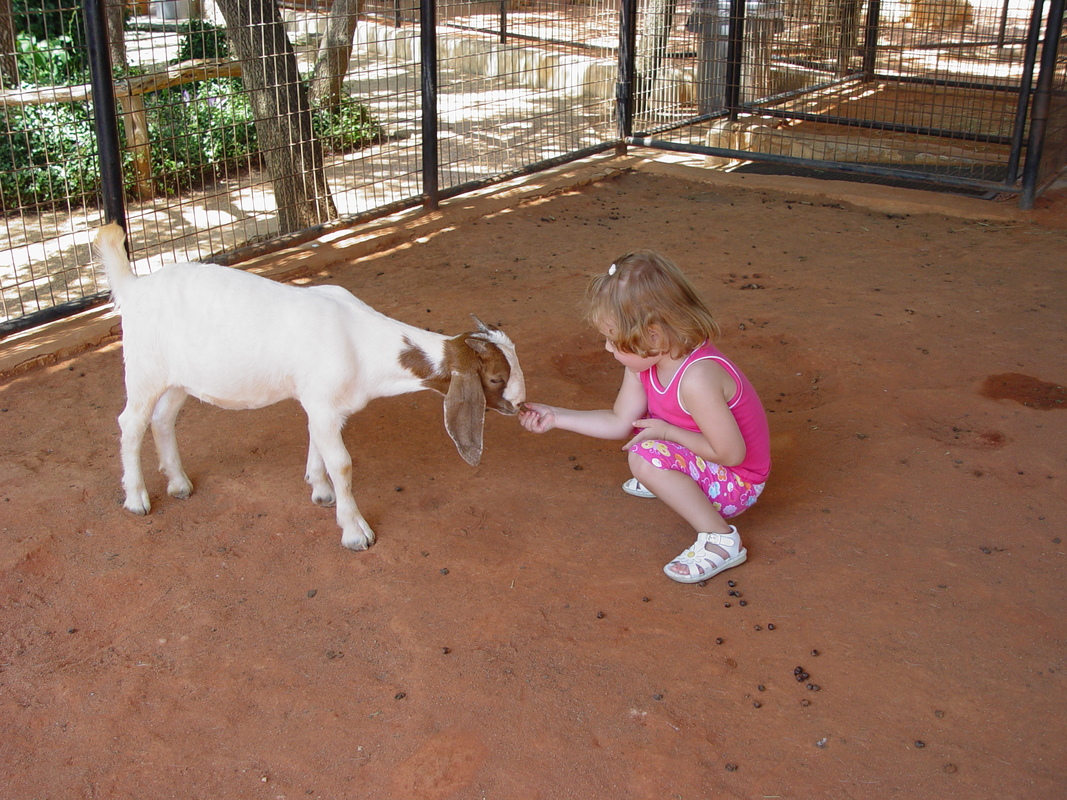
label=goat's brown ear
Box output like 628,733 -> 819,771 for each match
444,369 -> 485,466
465,336 -> 491,354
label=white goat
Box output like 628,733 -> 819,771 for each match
95,222 -> 525,550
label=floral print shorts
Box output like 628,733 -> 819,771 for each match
629,439 -> 765,519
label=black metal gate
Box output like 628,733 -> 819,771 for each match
619,0 -> 1066,204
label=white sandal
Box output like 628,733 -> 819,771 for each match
622,478 -> 656,499
663,527 -> 747,584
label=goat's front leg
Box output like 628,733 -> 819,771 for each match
304,436 -> 336,507
306,409 -> 375,550
151,387 -> 193,500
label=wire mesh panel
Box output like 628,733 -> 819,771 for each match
325,0 -> 423,213
115,0 -> 400,266
638,0 -> 1057,191
764,0 -> 1038,183
0,0 -> 621,333
116,7 -> 278,265
431,0 -> 619,192
1,0 -> 105,326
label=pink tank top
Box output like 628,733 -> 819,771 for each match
639,341 -> 771,484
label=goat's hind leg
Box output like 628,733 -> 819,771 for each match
118,391 -> 160,515
304,436 -> 336,507
152,386 -> 193,499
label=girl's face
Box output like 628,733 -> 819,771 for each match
598,322 -> 662,373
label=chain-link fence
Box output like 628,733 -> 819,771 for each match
1,0 -> 1063,336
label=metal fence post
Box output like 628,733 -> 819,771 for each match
725,0 -> 746,120
1007,0 -> 1052,187
861,0 -> 882,81
617,0 -> 637,146
421,0 -> 439,210
1020,0 -> 1065,208
84,0 -> 127,233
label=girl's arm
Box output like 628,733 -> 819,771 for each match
520,368 -> 648,440
625,360 -> 747,466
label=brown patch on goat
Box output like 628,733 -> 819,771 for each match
399,338 -> 440,385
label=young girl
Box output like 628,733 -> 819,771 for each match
520,250 -> 771,583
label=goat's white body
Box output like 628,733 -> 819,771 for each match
119,263 -> 444,412
98,223 -> 523,550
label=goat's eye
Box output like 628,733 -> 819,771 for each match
488,377 -> 504,386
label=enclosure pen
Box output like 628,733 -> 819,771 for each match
1,5 -> 1066,796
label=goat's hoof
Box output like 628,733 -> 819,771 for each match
168,478 -> 193,499
341,528 -> 375,551
124,495 -> 151,515
312,491 -> 336,508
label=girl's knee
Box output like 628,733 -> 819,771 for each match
628,446 -> 669,483
627,447 -> 653,474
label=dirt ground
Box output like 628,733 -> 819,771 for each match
1,161 -> 1065,799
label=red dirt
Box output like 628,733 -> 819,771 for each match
2,165 -> 1065,799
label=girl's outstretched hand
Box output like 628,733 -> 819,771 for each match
519,402 -> 557,434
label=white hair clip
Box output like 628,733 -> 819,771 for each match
607,263 -> 617,276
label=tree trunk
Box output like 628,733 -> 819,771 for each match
308,0 -> 363,110
213,0 -> 337,234
0,0 -> 16,89
107,0 -> 128,74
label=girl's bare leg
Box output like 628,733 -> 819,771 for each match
628,450 -> 739,573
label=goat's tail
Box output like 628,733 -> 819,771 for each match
94,222 -> 137,307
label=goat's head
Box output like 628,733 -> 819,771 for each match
401,316 -> 525,466
464,315 -> 526,416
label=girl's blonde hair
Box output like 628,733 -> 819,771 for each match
587,250 -> 720,357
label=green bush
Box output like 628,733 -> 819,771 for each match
174,20 -> 230,63
2,74 -> 383,210
314,94 -> 384,154
144,79 -> 260,195
12,0 -> 87,79
144,78 -> 383,194
14,31 -> 87,86
0,102 -> 99,213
